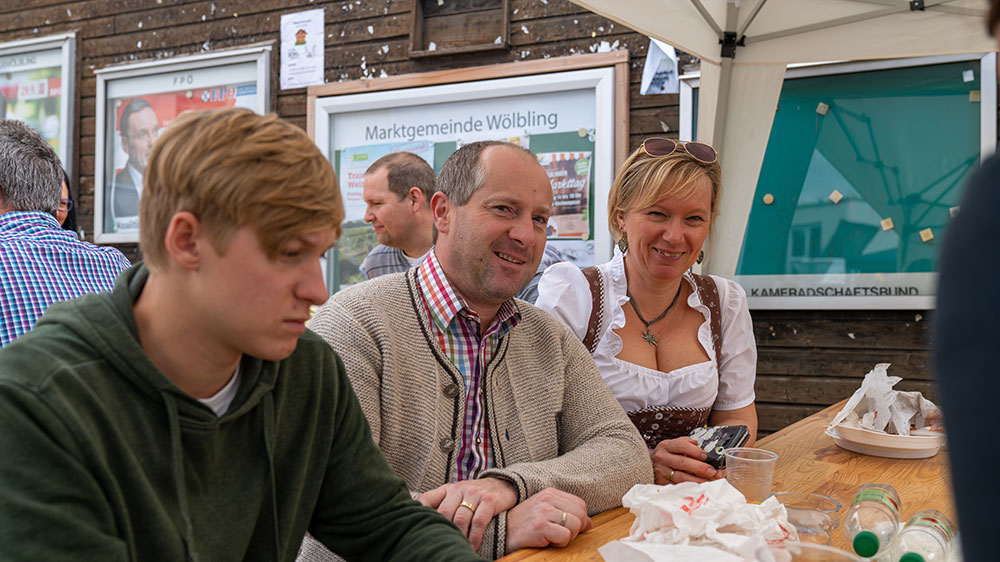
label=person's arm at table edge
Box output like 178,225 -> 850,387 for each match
708,403 -> 758,446
312,298 -> 507,557
480,321 -> 653,515
710,277 -> 759,445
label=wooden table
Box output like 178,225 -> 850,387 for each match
500,400 -> 954,561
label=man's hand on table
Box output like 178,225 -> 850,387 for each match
505,488 -> 591,552
651,437 -> 721,485
418,477 -> 518,551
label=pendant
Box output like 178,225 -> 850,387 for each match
642,328 -> 659,347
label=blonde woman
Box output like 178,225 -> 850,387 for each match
536,139 -> 757,486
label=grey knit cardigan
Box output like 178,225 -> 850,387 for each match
308,269 -> 653,559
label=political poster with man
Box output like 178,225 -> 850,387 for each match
104,84 -> 259,234
96,50 -> 270,241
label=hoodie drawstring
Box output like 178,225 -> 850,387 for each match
160,391 -> 279,562
163,394 -> 199,562
262,393 -> 281,562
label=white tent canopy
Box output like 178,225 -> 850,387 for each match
569,0 -> 994,276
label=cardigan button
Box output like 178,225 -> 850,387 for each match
443,383 -> 459,398
439,438 -> 455,453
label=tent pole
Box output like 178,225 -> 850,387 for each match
711,3 -> 740,146
850,0 -> 981,17
746,6 -> 906,44
737,0 -> 769,38
713,58 -> 733,146
689,0 -> 724,39
744,0 -> 964,45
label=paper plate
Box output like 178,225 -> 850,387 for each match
824,424 -> 944,459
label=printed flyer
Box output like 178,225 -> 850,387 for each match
0,47 -> 63,152
539,151 -> 592,240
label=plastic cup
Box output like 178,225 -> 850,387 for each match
757,542 -> 863,562
769,492 -> 842,545
724,447 -> 778,503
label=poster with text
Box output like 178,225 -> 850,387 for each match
0,47 -> 63,154
315,68 -> 615,292
539,151 -> 592,240
326,88 -> 599,291
334,141 -> 434,287
280,8 -> 324,89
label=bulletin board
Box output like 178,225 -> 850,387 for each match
93,45 -> 272,244
680,53 -> 997,309
0,33 -> 76,178
307,51 -> 629,293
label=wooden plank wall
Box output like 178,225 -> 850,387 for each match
0,0 -> 939,436
754,309 -> 935,437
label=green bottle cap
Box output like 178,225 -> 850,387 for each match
899,554 -> 925,562
853,531 -> 880,558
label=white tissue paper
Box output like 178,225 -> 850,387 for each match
828,363 -> 943,436
598,480 -> 796,562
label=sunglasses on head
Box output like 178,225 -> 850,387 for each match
640,138 -> 718,164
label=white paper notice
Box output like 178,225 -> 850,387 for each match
280,9 -> 324,90
640,38 -> 678,95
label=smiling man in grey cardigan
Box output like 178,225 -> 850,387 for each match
308,141 -> 652,560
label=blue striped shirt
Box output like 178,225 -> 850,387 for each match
1,211 -> 131,347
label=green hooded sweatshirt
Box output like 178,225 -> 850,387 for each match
0,265 -> 485,562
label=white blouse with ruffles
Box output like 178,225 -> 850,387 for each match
535,252 -> 756,413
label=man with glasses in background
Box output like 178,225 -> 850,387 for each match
0,118 -> 130,347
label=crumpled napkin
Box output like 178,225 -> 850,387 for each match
828,363 -> 943,436
598,480 -> 796,562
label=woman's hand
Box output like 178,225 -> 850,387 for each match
650,437 -> 720,484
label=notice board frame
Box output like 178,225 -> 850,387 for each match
93,45 -> 271,244
679,53 -> 997,310
307,51 -> 629,294
0,32 -> 77,180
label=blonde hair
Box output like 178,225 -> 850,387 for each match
139,108 -> 343,269
607,142 -> 722,240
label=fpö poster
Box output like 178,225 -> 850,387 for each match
102,62 -> 259,234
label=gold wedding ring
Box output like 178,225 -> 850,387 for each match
560,511 -> 568,526
668,469 -> 676,482
460,500 -> 476,512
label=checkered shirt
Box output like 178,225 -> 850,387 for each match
416,250 -> 521,482
1,211 -> 131,347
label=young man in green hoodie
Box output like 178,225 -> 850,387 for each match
0,108 -> 484,562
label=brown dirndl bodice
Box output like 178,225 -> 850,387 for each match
581,268 -> 723,449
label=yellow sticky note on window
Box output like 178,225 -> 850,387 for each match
881,218 -> 894,231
